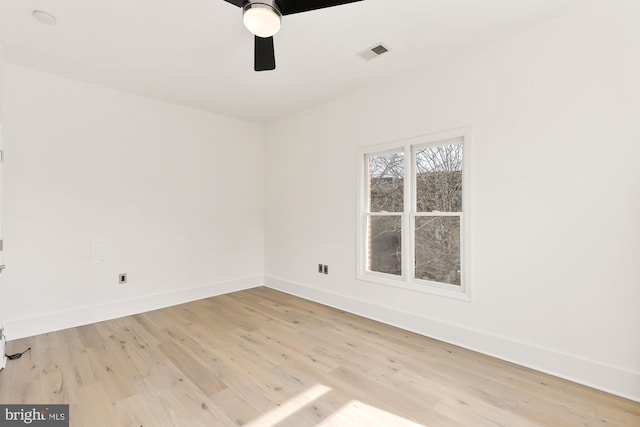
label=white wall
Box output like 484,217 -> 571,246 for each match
1,64 -> 264,338
264,0 -> 640,400
0,44 -> 3,120
0,46 -> 4,333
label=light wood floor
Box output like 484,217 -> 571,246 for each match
0,287 -> 638,426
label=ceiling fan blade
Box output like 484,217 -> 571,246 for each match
277,0 -> 363,16
222,0 -> 245,7
255,36 -> 276,71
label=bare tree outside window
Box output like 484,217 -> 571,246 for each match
367,152 -> 403,276
415,216 -> 461,285
415,144 -> 462,213
369,152 -> 404,212
369,215 -> 402,276
415,143 -> 462,286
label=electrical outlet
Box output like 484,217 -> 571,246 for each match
323,265 -> 328,275
119,273 -> 127,284
318,263 -> 323,273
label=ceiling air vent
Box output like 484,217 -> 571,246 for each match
357,43 -> 391,61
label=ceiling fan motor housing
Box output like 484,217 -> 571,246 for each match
243,0 -> 281,14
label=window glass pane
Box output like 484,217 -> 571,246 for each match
416,143 -> 462,212
368,152 -> 404,212
368,215 -> 402,276
415,216 -> 460,285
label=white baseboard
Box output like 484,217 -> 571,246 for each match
265,275 -> 640,403
4,276 -> 263,341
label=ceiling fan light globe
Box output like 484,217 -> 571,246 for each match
243,3 -> 281,38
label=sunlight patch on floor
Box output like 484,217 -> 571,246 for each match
244,384 -> 332,427
318,400 -> 426,427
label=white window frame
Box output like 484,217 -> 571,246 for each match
357,127 -> 471,301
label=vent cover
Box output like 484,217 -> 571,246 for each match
357,43 -> 391,61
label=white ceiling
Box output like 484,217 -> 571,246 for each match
0,0 -> 589,123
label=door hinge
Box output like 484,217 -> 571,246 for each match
0,150 -> 4,162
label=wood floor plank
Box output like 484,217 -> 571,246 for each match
158,340 -> 227,396
0,287 -> 637,427
209,386 -> 264,426
74,382 -> 123,427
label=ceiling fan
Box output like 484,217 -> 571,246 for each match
223,0 -> 364,72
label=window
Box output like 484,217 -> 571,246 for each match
358,128 -> 470,299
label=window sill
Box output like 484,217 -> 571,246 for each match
357,272 -> 471,302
